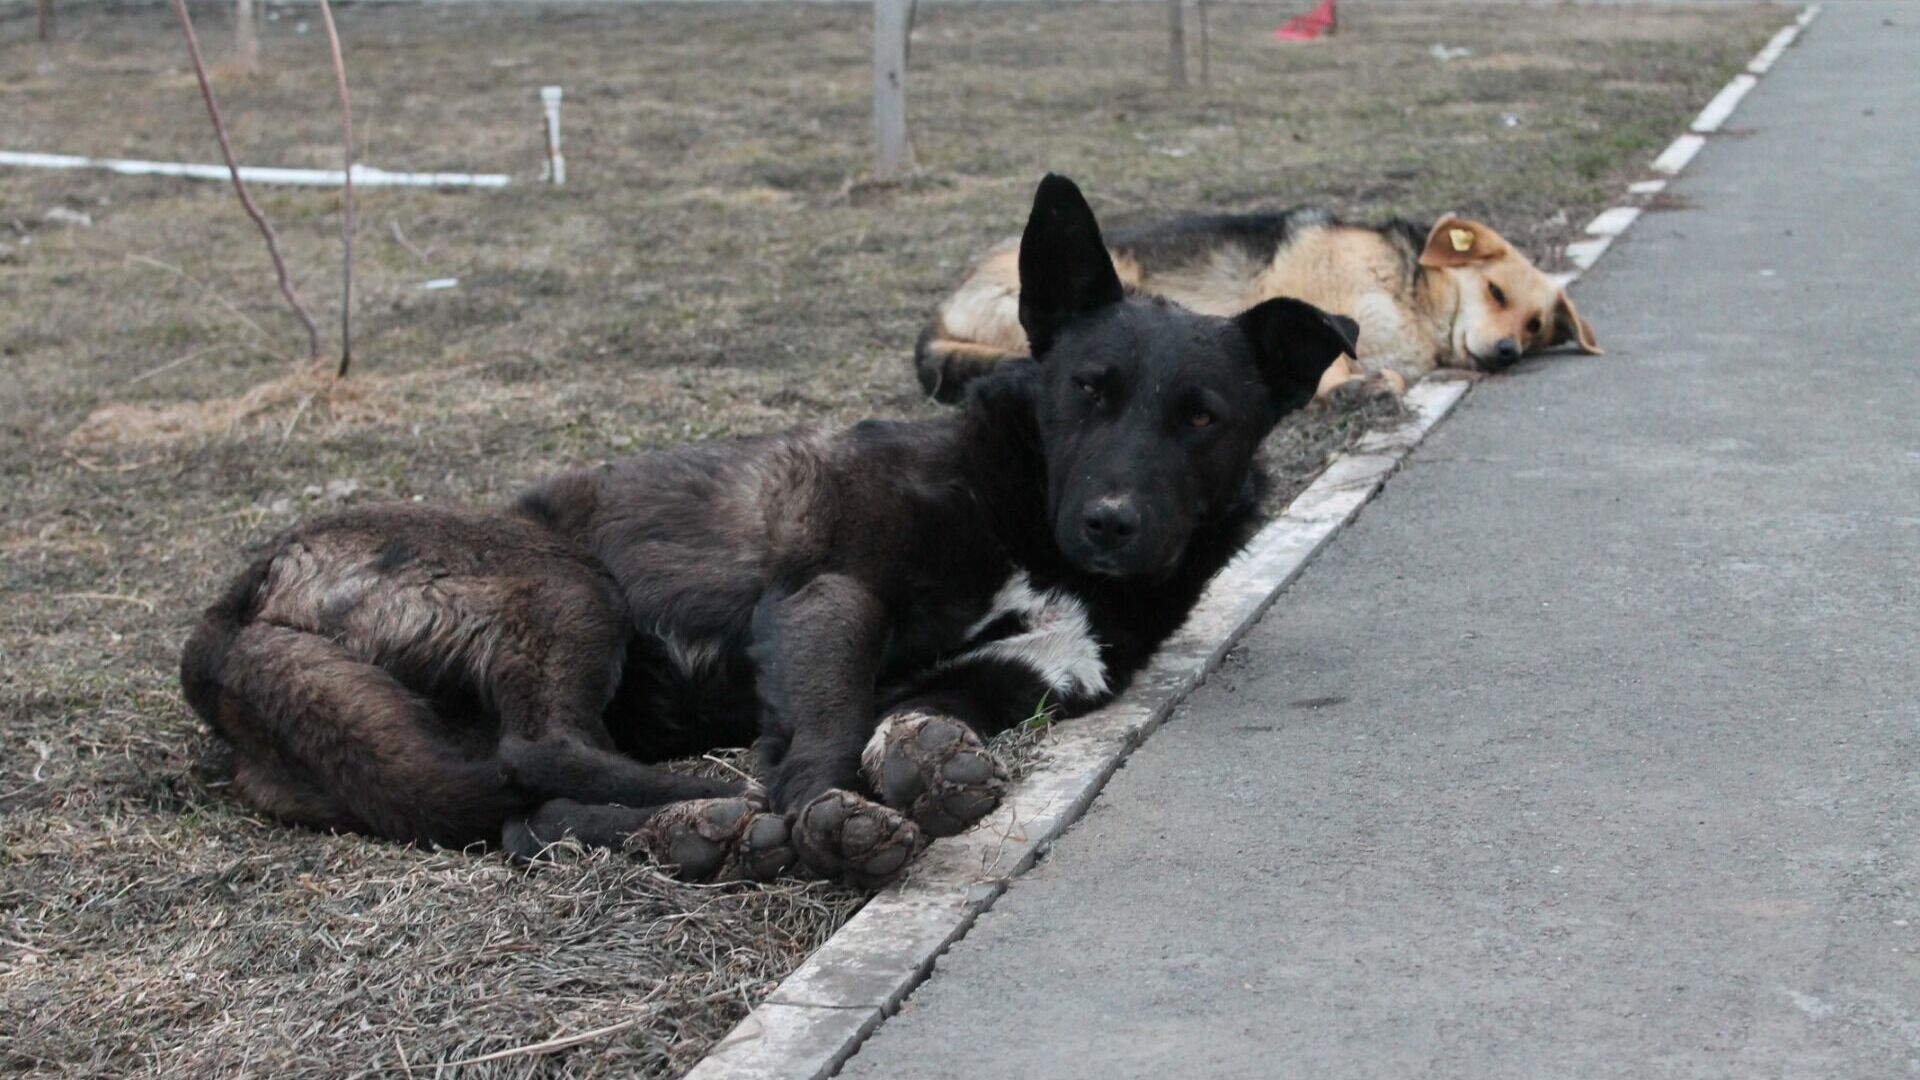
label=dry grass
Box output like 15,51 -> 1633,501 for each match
7,823 -> 860,1077
0,2 -> 1783,1075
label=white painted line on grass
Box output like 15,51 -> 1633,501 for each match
1585,206 -> 1642,238
1651,134 -> 1706,176
1628,179 -> 1668,196
0,150 -> 511,188
1692,74 -> 1758,133
683,382 -> 1468,1080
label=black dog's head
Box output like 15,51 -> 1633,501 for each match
1014,174 -> 1358,579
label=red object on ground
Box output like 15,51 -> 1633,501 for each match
1274,0 -> 1337,42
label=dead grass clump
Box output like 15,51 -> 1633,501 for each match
988,714 -> 1063,784
1,801 -> 862,1077
1260,393 -> 1409,515
67,363 -> 357,447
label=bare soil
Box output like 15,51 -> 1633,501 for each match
0,2 -> 1782,1075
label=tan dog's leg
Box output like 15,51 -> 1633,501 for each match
1318,356 -> 1409,408
1314,354 -> 1361,400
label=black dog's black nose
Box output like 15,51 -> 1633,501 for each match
1082,499 -> 1141,550
1494,338 -> 1522,363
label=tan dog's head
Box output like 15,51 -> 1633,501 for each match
1419,215 -> 1601,371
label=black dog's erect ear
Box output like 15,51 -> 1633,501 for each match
1018,174 -> 1125,357
1235,298 -> 1360,412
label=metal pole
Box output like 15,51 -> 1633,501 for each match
873,0 -> 914,178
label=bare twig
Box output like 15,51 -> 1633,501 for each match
432,986 -> 719,1068
37,0 -> 51,42
63,450 -> 164,473
277,391 -> 315,448
125,253 -> 277,348
436,1015 -> 653,1067
129,343 -> 244,385
53,592 -> 158,613
700,753 -> 755,782
167,0 -> 323,363
316,0 -> 356,377
388,218 -> 431,261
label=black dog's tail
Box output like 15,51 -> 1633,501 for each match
913,322 -> 1025,405
180,554 -> 272,734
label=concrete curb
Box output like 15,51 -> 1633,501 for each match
685,8 -> 1820,1077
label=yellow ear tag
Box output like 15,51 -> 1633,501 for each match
1449,228 -> 1476,253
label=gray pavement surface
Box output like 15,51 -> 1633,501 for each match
841,5 -> 1920,1078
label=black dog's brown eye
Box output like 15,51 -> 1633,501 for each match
1189,410 -> 1214,429
1526,315 -> 1543,335
1489,283 -> 1508,307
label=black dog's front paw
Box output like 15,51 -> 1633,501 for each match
499,797 -> 793,882
863,710 -> 1008,838
791,789 -> 921,888
766,750 -> 862,812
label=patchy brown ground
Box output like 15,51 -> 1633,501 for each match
0,2 -> 1782,1075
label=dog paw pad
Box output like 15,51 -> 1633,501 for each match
792,789 -> 921,888
634,797 -> 796,883
863,711 -> 1009,838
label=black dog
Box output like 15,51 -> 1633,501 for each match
180,175 -> 1356,886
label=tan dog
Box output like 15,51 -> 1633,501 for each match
915,209 -> 1600,402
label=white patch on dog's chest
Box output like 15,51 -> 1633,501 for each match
954,571 -> 1109,699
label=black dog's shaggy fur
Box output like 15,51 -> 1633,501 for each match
181,175 -> 1357,886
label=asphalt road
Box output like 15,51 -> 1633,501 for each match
840,4 -> 1920,1077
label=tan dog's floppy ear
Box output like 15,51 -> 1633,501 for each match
1551,289 -> 1602,355
1418,215 -> 1509,269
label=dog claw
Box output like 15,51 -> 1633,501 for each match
500,816 -> 545,863
632,797 -> 796,883
863,711 -> 1009,838
792,789 -> 921,888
